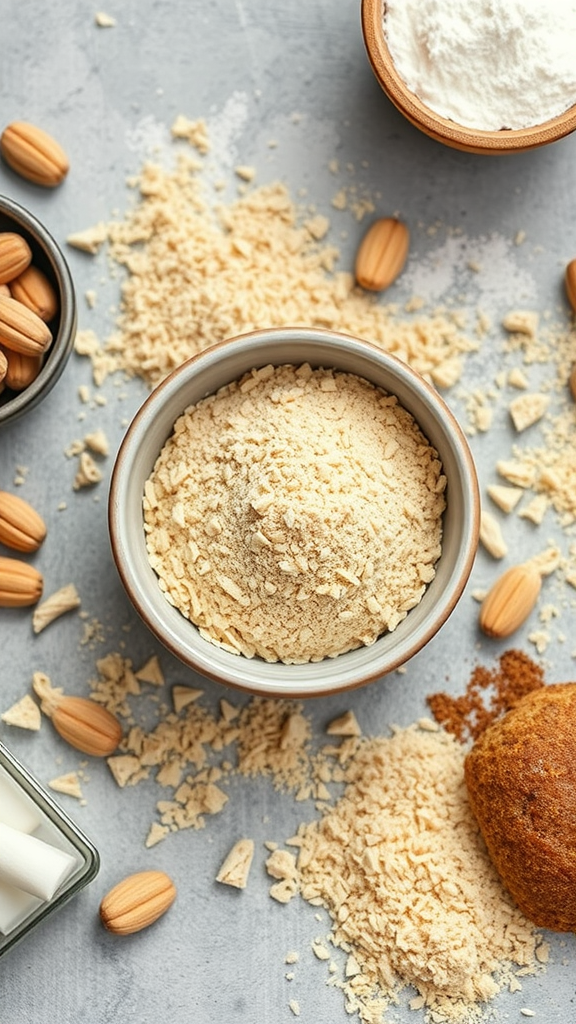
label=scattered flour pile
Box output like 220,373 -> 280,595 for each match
76,153 -> 474,389
286,721 -> 546,1023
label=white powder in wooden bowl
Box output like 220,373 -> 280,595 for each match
143,362 -> 446,664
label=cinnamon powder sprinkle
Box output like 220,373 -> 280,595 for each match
427,649 -> 545,742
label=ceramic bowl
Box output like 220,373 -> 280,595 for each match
361,0 -> 576,154
109,327 -> 479,698
0,195 -> 76,425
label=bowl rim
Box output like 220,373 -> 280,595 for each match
0,194 -> 77,425
109,327 -> 480,698
361,0 -> 576,154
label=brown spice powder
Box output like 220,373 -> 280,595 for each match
427,649 -> 545,742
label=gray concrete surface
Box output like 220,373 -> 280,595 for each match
0,2 -> 575,1021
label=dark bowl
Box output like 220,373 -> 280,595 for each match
0,195 -> 76,425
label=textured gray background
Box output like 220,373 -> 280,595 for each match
0,1 -> 575,1021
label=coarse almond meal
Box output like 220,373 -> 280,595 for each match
282,722 -> 547,1024
143,364 -> 446,663
73,147 -> 475,389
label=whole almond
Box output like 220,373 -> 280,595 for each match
100,870 -> 177,936
479,563 -> 541,638
0,555 -> 43,606
3,349 -> 43,391
566,258 -> 576,314
0,293 -> 52,356
1,121 -> 69,188
0,491 -> 47,552
51,695 -> 122,756
10,264 -> 59,322
355,216 -> 410,292
0,232 -> 32,285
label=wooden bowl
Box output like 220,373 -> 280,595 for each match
361,0 -> 576,154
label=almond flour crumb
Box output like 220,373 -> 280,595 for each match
32,583 -> 81,634
326,710 -> 361,737
216,837 -> 255,889
84,429 -> 109,456
48,772 -> 83,799
479,510 -> 508,559
73,451 -> 103,490
134,654 -> 164,686
144,364 -> 446,664
1,694 -> 41,731
508,367 -> 529,389
94,11 -> 116,27
235,164 -> 256,182
172,685 -> 203,712
503,310 -> 539,338
311,939 -> 331,960
145,822 -> 170,848
509,393 -> 549,432
67,223 -> 108,254
487,484 -> 524,514
170,115 -> 210,154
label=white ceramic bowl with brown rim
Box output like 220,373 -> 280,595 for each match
0,195 -> 76,425
361,0 -> 576,155
108,327 -> 479,698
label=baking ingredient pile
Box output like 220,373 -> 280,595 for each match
75,142 -> 474,390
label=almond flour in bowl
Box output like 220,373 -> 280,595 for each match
109,328 -> 479,696
143,362 -> 446,665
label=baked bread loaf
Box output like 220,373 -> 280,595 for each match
464,682 -> 576,932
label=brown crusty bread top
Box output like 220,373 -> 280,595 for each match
464,681 -> 576,932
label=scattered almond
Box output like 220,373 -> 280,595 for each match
565,258 -> 576,313
49,695 -> 122,756
354,216 -> 409,292
0,555 -> 43,606
0,232 -> 32,285
10,264 -> 59,322
0,121 -> 69,187
0,490 -> 46,552
479,564 -> 541,639
0,293 -> 52,356
99,870 -> 176,935
32,672 -> 122,755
